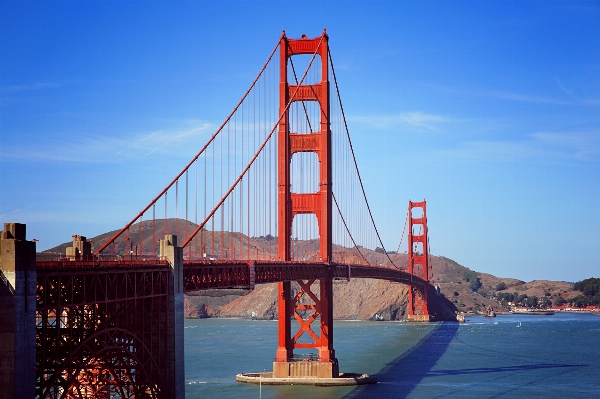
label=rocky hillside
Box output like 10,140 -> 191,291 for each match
431,256 -> 579,313
185,255 -> 581,320
42,219 -> 581,320
43,218 -> 209,258
215,279 -> 410,320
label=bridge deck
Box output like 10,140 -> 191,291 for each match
36,259 -> 428,292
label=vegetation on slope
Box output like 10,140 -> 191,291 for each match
567,278 -> 600,307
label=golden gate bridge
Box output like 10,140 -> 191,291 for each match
1,31 -> 440,398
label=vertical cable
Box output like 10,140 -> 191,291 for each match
240,97 -> 244,259
185,170 -> 188,258
220,112 -> 223,259
212,118 -> 215,257
247,94 -> 251,260
232,105 -> 236,259
227,120 -> 230,259
194,160 -> 198,259
176,180 -> 179,238
253,77 -> 257,258
203,143 -> 207,258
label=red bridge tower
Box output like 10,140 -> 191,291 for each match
274,31 -> 338,378
407,200 -> 431,321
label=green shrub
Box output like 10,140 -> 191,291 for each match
463,271 -> 482,291
553,296 -> 566,306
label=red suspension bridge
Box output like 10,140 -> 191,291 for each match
1,31 -> 443,398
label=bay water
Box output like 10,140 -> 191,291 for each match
184,313 -> 600,398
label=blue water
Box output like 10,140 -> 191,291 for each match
184,313 -> 600,398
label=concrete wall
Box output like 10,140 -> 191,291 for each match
0,223 -> 37,399
160,235 -> 185,399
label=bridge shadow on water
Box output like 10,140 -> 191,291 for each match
343,321 -> 459,399
342,321 -> 588,399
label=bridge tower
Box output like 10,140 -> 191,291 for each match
407,200 -> 430,321
274,31 -> 338,378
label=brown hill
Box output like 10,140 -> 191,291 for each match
430,257 -> 579,313
42,219 -> 579,320
43,218 -> 398,265
214,279 -> 411,320
43,218 -> 200,258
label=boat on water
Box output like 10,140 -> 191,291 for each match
456,312 -> 465,323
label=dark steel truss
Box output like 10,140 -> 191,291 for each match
36,261 -> 172,398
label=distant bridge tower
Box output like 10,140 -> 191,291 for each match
407,200 -> 430,321
274,31 -> 338,378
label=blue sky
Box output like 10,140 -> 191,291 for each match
1,1 -> 599,282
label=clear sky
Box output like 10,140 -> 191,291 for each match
1,1 -> 599,282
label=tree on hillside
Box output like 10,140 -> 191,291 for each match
554,296 -> 566,306
541,298 -> 552,308
463,271 -> 482,292
524,296 -> 538,308
515,294 -> 528,305
572,278 -> 600,306
497,292 -> 515,302
574,278 -> 600,297
496,282 -> 507,291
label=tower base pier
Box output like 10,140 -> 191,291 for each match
237,357 -> 377,387
273,359 -> 339,379
237,371 -> 376,386
407,314 -> 431,322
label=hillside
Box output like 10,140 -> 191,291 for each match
42,218 -> 395,265
44,218 -> 214,258
42,219 -> 581,320
200,279 -> 412,320
432,257 -> 579,313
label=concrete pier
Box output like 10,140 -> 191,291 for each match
273,359 -> 339,379
236,371 -> 377,386
408,314 -> 431,322
160,234 -> 185,399
0,223 -> 37,399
